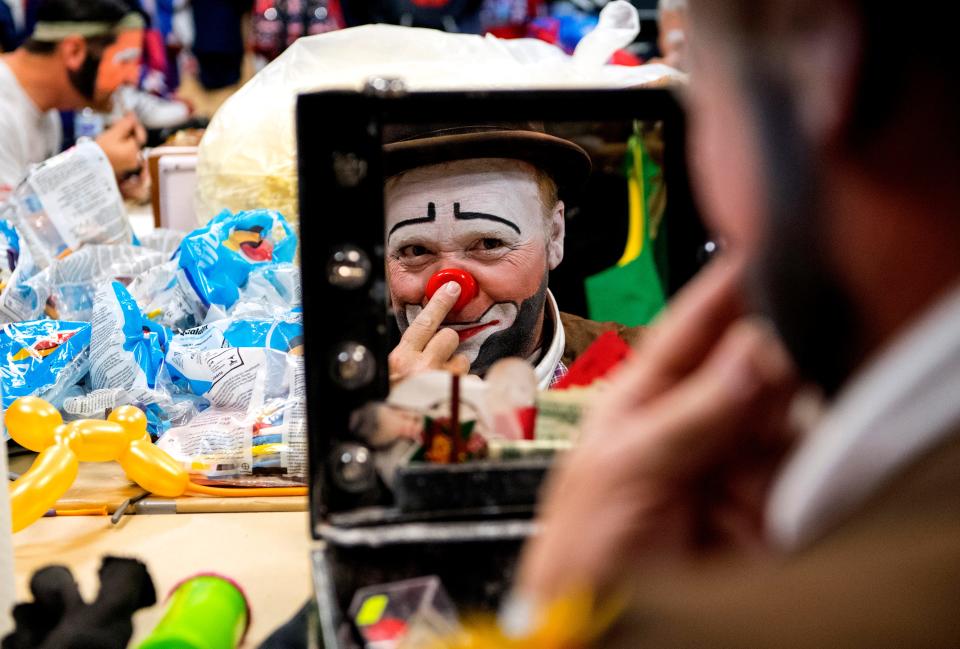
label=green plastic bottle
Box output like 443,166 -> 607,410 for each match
138,575 -> 249,649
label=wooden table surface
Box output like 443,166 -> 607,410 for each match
13,511 -> 315,647
9,456 -> 316,647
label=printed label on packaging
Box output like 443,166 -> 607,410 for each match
25,141 -> 130,250
158,408 -> 255,477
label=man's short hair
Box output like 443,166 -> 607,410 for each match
534,167 -> 560,218
22,0 -> 131,54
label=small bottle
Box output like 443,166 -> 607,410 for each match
74,107 -> 105,142
137,575 -> 249,649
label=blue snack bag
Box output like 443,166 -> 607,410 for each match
0,319 -> 91,417
0,220 -> 21,285
90,281 -> 171,392
164,311 -> 303,406
208,262 -> 301,322
177,209 -> 297,310
221,315 -> 303,353
0,220 -> 48,324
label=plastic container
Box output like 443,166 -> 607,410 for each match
75,108 -> 105,141
348,576 -> 459,649
137,574 -> 249,649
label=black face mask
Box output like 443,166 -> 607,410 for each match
743,66 -> 861,397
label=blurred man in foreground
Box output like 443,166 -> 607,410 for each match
518,0 -> 960,645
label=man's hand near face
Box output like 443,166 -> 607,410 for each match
95,112 -> 145,177
389,280 -> 472,386
517,257 -> 800,603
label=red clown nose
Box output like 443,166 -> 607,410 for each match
425,268 -> 478,313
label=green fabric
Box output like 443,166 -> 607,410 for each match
585,253 -> 665,326
584,130 -> 666,327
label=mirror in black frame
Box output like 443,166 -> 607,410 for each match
296,89 -> 707,531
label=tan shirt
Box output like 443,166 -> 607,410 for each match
598,281 -> 960,648
768,281 -> 960,549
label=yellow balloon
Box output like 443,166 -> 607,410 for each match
9,444 -> 79,532
4,397 -> 63,452
118,438 -> 189,498
108,405 -> 149,441
6,398 -> 196,532
60,419 -> 129,462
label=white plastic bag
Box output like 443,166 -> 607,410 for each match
9,141 -> 134,267
196,1 -> 682,224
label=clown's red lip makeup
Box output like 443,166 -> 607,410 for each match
449,320 -> 501,342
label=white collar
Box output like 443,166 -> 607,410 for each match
766,280 -> 960,551
532,290 -> 565,390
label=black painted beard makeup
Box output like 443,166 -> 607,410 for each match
470,276 -> 549,375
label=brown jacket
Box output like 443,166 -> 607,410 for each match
559,312 -> 644,368
600,430 -> 960,648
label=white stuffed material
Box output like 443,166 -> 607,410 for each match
195,1 -> 683,225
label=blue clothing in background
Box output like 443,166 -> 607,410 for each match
1,1 -> 16,51
191,0 -> 251,89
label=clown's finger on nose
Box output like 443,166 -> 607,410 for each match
401,280 -> 463,352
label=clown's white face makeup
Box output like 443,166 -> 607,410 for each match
386,158 -> 565,374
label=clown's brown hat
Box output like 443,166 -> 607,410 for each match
382,122 -> 593,200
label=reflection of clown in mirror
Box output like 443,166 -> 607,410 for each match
384,124 -> 643,389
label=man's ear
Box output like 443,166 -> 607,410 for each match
58,35 -> 88,72
546,200 -> 565,270
786,0 -> 862,148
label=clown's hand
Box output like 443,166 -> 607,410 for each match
389,281 -> 471,386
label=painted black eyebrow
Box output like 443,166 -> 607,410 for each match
453,203 -> 521,235
388,202 -> 437,239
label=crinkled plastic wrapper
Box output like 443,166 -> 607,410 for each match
0,206 -> 308,482
178,208 -> 297,309
8,141 -> 134,266
196,2 -> 684,224
0,220 -> 21,291
86,281 -> 193,438
158,311 -> 306,487
0,320 -> 91,433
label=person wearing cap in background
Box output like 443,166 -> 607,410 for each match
383,123 -> 643,390
0,0 -> 147,198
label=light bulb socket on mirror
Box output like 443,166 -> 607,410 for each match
332,152 -> 368,187
330,341 -> 377,390
329,443 -> 375,493
363,77 -> 407,98
327,245 -> 373,290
